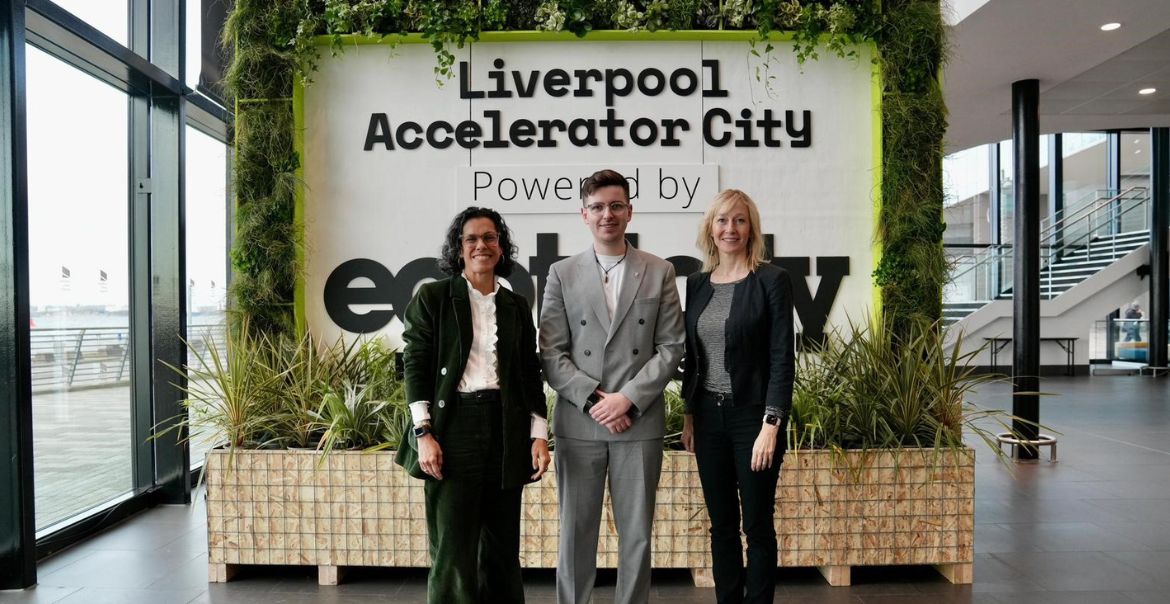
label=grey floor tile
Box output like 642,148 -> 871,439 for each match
975,523 -> 1045,553
980,591 -> 1141,604
0,586 -> 81,604
1025,521 -> 1153,552
989,551 -> 1160,591
36,550 -> 205,590
144,554 -> 214,591
1102,551 -> 1170,587
1123,591 -> 1170,604
53,587 -> 205,604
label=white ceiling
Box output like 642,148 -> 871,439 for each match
944,0 -> 1170,153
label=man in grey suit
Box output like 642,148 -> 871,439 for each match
539,169 -> 685,604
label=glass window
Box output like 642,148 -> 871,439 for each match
1119,132 -> 1150,233
185,126 -> 229,470
1062,132 -> 1108,244
943,145 -> 991,245
995,137 -> 1052,245
185,0 -> 201,89
998,140 -> 1013,244
26,46 -> 131,531
52,0 -> 128,47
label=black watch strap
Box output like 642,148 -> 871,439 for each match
413,423 -> 432,438
583,392 -> 601,414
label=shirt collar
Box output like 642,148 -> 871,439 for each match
462,274 -> 500,299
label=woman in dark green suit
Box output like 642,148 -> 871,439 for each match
395,207 -> 551,604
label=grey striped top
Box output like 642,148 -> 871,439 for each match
697,281 -> 736,394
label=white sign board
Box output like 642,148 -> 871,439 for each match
299,37 -> 879,347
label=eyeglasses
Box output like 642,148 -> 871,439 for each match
584,201 -> 630,215
461,233 -> 500,247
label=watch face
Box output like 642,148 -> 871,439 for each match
414,426 -> 429,438
764,414 -> 780,425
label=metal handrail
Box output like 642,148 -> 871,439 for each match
947,187 -> 1151,296
1045,190 -> 1150,265
1040,186 -> 1147,241
30,322 -> 226,393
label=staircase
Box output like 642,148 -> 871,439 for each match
1032,231 -> 1149,298
943,187 -> 1151,327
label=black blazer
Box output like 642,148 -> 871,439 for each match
394,276 -> 546,488
681,263 -> 795,417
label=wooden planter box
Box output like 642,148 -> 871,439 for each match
206,447 -> 973,587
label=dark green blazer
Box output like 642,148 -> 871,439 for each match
394,276 -> 547,488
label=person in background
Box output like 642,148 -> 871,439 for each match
681,189 -> 795,604
396,206 -> 550,604
1124,302 -> 1144,342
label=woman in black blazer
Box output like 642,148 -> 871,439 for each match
395,207 -> 550,604
681,190 -> 795,604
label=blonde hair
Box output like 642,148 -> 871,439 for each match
696,189 -> 769,272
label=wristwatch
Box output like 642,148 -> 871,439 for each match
763,413 -> 782,426
583,392 -> 602,414
413,422 -> 432,438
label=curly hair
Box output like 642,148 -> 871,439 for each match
437,207 -> 518,277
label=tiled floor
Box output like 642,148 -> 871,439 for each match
3,375 -> 1168,603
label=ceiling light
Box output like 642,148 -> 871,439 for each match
1100,22 -> 1121,31
1135,149 -> 1142,154
1139,88 -> 1157,95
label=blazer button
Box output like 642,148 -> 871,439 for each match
639,319 -> 645,325
633,349 -> 639,355
440,367 -> 447,376
437,399 -> 446,408
584,350 -> 591,356
580,319 -> 587,325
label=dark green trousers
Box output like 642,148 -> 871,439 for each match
424,395 -> 524,604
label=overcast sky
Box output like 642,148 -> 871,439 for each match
25,1 -> 226,312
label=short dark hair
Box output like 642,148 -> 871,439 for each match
580,169 -> 630,205
437,207 -> 518,277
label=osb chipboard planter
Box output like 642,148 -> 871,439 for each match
205,447 -> 973,586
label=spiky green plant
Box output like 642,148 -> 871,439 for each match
789,317 -> 1026,466
311,381 -> 399,456
164,317 -> 290,455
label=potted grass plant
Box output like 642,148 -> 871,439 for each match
198,316 -> 1010,587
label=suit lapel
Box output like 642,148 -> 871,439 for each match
688,273 -> 714,331
579,252 -> 611,327
607,249 -> 647,344
450,277 -> 473,372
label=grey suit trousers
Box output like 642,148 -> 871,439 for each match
555,436 -> 664,604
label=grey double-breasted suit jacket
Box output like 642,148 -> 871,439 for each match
538,247 -> 685,441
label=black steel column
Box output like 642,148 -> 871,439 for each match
1108,131 -> 1122,234
0,0 -> 36,588
989,143 -> 1002,293
1151,128 -> 1169,369
1012,79 -> 1041,459
1049,134 -> 1064,258
131,0 -> 188,503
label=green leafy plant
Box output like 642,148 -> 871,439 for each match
164,318 -> 289,455
161,316 -> 409,459
310,381 -> 401,456
788,317 -> 1030,467
662,381 -> 686,449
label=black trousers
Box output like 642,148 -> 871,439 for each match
424,392 -> 524,604
693,391 -> 782,604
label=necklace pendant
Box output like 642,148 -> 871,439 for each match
604,274 -> 609,284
